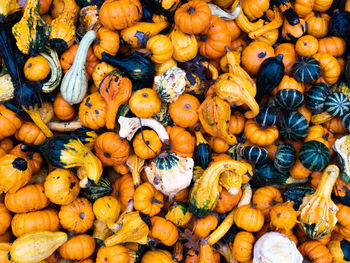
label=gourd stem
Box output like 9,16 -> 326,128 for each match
314,165 -> 339,198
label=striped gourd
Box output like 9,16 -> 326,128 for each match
60,30 -> 96,105
81,177 -> 113,202
299,140 -> 331,171
242,145 -> 268,165
274,143 -> 296,173
255,105 -> 277,127
305,83 -> 332,113
292,56 -> 321,84
279,112 -> 309,141
342,112 -> 350,132
325,92 -> 350,117
40,46 -> 62,93
275,89 -> 304,111
283,185 -> 315,209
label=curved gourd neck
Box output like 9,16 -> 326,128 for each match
315,165 -> 339,198
72,31 -> 96,68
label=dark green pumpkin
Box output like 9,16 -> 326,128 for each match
255,105 -> 277,127
279,111 -> 309,141
342,112 -> 350,132
81,177 -> 113,202
325,92 -> 350,117
292,56 -> 321,84
274,143 -> 296,173
275,89 -> 304,111
283,185 -> 315,209
299,140 -> 331,171
194,131 -> 211,170
305,83 -> 332,113
253,162 -> 298,186
242,145 -> 268,165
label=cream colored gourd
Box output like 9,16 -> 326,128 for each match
40,47 -> 62,93
0,74 -> 14,102
60,30 -> 96,105
10,231 -> 68,263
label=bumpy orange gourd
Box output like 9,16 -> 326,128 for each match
133,130 -> 162,160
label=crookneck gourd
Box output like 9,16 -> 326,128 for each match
198,95 -> 237,145
61,30 -> 96,105
98,70 -> 132,130
299,164 -> 340,238
145,152 -> 194,200
12,0 -> 51,55
21,135 -> 103,188
39,46 -> 62,93
189,159 -> 253,218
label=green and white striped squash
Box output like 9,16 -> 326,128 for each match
325,92 -> 350,117
299,140 -> 331,171
274,143 -> 296,173
279,112 -> 309,141
305,83 -> 332,114
40,46 -> 62,93
275,89 -> 305,111
292,56 -> 321,84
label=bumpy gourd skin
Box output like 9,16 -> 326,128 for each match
12,0 -> 51,55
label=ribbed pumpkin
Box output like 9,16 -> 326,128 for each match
252,185 -> 283,218
53,93 -> 76,121
0,104 -> 21,140
112,173 -> 135,212
59,234 -> 95,260
234,204 -> 265,232
134,182 -> 164,216
0,204 -> 11,235
232,231 -> 255,262
166,126 -> 195,158
299,140 -> 331,171
44,168 -> 80,205
274,89 -> 305,111
11,209 -> 60,237
133,130 -> 162,160
169,94 -> 200,128
93,196 -> 121,224
10,144 -> 43,173
149,216 -> 178,246
279,112 -> 309,141
129,88 -> 162,118
15,121 -> 46,145
274,143 -> 296,173
305,83 -> 332,114
292,56 -> 321,84
325,92 -> 350,117
96,245 -> 130,263
5,184 -> 49,213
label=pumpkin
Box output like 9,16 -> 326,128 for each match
0,204 -> 11,235
208,136 -> 229,154
92,62 -> 116,88
10,231 -> 68,263
166,126 -> 195,158
232,231 -> 255,262
305,83 -> 332,114
0,154 -> 33,194
318,36 -> 346,58
96,245 -> 130,263
0,105 -> 21,140
93,196 -> 121,224
134,182 -> 164,216
313,0 -> 332,11
292,56 -> 321,84
5,184 -> 49,213
273,143 -> 296,173
305,12 -> 330,38
44,168 -> 80,205
298,241 -> 332,263
299,165 -> 339,238
59,234 -> 95,260
295,35 -> 319,57
270,201 -> 299,231
299,140 -> 330,171
234,204 -> 264,232
281,18 -> 307,41
174,1 -> 211,35
325,92 -> 350,117
241,0 -> 269,20
169,25 -> 198,62
53,93 -> 75,121
130,88 -> 162,118
79,92 -> 106,130
229,111 -> 245,135
190,214 -> 218,238
112,173 -> 135,212
275,43 -> 296,76
244,120 -> 279,147
283,185 -> 315,209
145,34 -> 173,64
15,121 -> 46,146
252,186 -> 283,218
94,132 -> 130,166
274,89 -> 305,111
99,0 -> 142,30
241,41 -> 275,77
279,112 -> 309,141
313,53 -> 341,85
24,55 -> 50,81
141,249 -> 175,263
324,117 -> 346,134
93,27 -> 120,60
335,204 -> 350,238
10,144 -> 43,173
133,130 -> 162,160
59,197 -> 95,233
304,125 -> 334,152
166,201 -> 192,227
11,208 -> 60,237
169,94 -> 200,128
0,139 -> 13,154
294,0 -> 314,17
98,70 -> 132,130
149,216 -> 178,246
197,15 -> 231,59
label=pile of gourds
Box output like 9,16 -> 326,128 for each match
0,0 -> 350,261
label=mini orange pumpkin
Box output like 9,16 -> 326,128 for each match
169,94 -> 200,128
252,186 -> 283,218
112,173 -> 135,212
0,139 -> 13,154
318,36 -> 346,58
244,120 -> 279,147
0,104 -> 21,140
93,27 -> 120,60
305,12 -> 330,38
234,204 -> 265,232
232,231 -> 255,262
146,35 -> 174,63
241,0 -> 269,20
214,188 -> 242,214
10,144 -> 43,173
53,93 -> 76,121
149,216 -> 178,246
208,136 -> 230,153
0,204 -> 11,235
166,126 -> 195,158
270,201 -> 299,231
229,111 -> 245,135
133,130 -> 162,160
190,214 -> 218,238
96,245 -> 130,262
296,35 -> 319,57
24,55 -> 50,81
275,43 -> 296,76
129,88 -> 162,118
134,182 -> 164,216
59,234 -> 95,260
298,241 -> 332,263
79,92 -> 106,130
15,121 -> 46,145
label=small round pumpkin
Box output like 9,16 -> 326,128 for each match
244,120 -> 279,147
313,53 -> 341,85
53,93 -> 76,121
169,25 -> 198,63
24,55 -> 50,82
233,204 -> 265,232
305,12 -> 330,38
15,122 -> 46,145
232,231 -> 255,262
252,186 -> 283,218
96,245 -> 130,263
214,188 -> 242,214
174,0 -> 212,35
190,214 -> 218,238
59,234 -> 95,260
111,173 -> 135,212
134,182 -> 164,216
92,62 -> 116,88
149,216 -> 178,246
0,104 -> 21,140
166,126 -> 195,158
229,111 -> 245,135
129,88 -> 162,118
133,130 -> 162,160
0,204 -> 11,235
146,35 -> 174,64
79,92 -> 106,130
169,94 -> 200,128
141,249 -> 175,263
44,168 -> 80,205
208,136 -> 229,154
93,27 -> 120,60
99,0 -> 142,30
59,197 -> 95,234
10,144 -> 43,173
241,41 -> 275,77
5,184 -> 49,213
95,132 -> 130,166
296,35 -> 319,57
298,241 -> 332,263
93,196 -> 121,224
318,36 -> 346,58
0,139 -> 13,154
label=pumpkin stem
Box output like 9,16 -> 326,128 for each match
199,34 -> 208,42
187,6 -> 195,14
